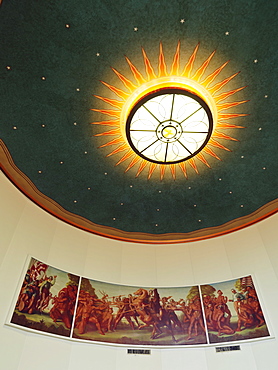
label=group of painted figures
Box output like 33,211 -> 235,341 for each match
16,266 -> 78,329
74,288 -> 206,341
202,287 -> 266,336
16,264 -> 266,341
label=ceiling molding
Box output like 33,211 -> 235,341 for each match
1,140 -> 277,244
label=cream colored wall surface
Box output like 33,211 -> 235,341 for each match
0,171 -> 278,370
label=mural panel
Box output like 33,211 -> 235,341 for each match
10,257 -> 80,337
200,276 -> 270,344
72,278 -> 207,345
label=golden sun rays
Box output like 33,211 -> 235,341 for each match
91,42 -> 248,180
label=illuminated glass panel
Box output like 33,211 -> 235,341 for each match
126,89 -> 213,164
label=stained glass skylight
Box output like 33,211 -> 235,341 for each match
126,89 -> 213,164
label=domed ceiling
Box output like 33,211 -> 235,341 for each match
0,0 -> 277,243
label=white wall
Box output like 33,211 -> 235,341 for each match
0,170 -> 277,370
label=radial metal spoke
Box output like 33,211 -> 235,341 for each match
164,142 -> 169,162
140,139 -> 159,154
182,131 -> 208,134
130,129 -> 156,132
180,107 -> 202,124
177,139 -> 192,155
143,105 -> 161,123
169,94 -> 175,121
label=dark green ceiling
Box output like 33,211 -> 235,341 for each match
1,0 -> 277,240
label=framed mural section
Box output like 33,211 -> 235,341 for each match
6,256 -> 273,347
72,278 -> 207,346
200,276 -> 270,344
8,257 -> 80,337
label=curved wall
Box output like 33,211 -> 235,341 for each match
1,170 -> 278,370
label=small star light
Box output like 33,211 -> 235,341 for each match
157,208 -> 160,211
241,155 -> 244,158
65,24 -> 70,28
84,151 -> 88,154
41,76 -> 46,80
13,126 -> 17,130
180,19 -> 185,24
113,217 -> 116,221
87,187 -> 91,190
104,172 -> 107,175
73,122 -> 77,126
219,178 -> 222,181
6,65 -> 11,70
229,191 -> 233,194
130,185 -> 133,188
158,190 -> 162,193
96,53 -> 100,57
198,219 -> 202,222
259,127 -> 262,131
38,170 -> 42,174
120,203 -> 124,206
41,124 -> 45,128
60,161 -> 64,164
76,88 -> 80,91
133,27 -> 138,32
264,95 -> 268,98
194,204 -> 197,207
155,224 -> 158,227
263,167 -> 266,170
240,204 -> 244,208
74,200 -> 77,203
254,59 -> 258,63
225,31 -> 229,35
188,186 -> 191,189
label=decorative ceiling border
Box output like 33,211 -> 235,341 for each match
1,139 -> 277,244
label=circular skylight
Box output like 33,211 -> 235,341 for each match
126,89 -> 213,164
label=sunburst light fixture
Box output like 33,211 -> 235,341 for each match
91,42 -> 248,180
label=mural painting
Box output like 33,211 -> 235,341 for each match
72,278 -> 207,346
9,258 -> 271,346
201,275 -> 270,344
10,258 -> 80,337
